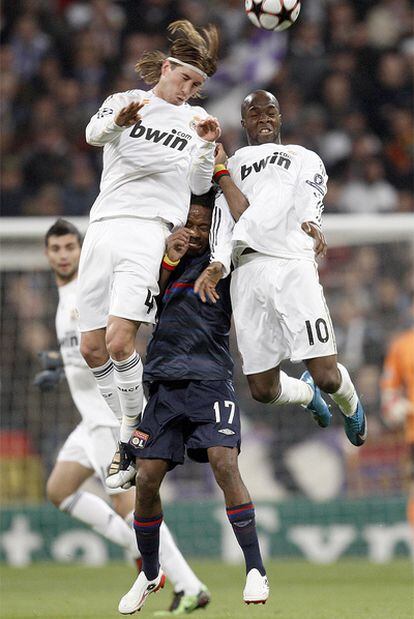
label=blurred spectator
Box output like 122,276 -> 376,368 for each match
22,127 -> 71,192
1,158 -> 25,216
338,157 -> 399,213
366,0 -> 412,49
10,14 -> 51,79
62,154 -> 98,215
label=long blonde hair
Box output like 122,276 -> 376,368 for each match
135,20 -> 219,88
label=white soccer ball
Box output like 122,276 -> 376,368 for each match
245,0 -> 301,32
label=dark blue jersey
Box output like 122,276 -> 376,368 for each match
144,251 -> 233,382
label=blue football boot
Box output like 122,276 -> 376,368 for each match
300,371 -> 332,428
342,399 -> 367,446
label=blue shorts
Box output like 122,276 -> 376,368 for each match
127,380 -> 241,467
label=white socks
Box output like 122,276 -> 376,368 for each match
112,352 -> 144,443
59,491 -> 138,557
60,494 -> 204,596
159,522 -> 203,596
91,358 -> 122,421
271,371 -> 313,406
329,363 -> 358,416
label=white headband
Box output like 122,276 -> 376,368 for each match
167,56 -> 208,80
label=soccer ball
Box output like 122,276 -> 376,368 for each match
245,0 -> 301,32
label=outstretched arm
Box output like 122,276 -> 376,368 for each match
213,144 -> 249,221
296,150 -> 328,257
188,116 -> 221,195
195,192 -> 235,303
194,261 -> 224,304
85,93 -> 148,146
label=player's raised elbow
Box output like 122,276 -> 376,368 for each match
85,124 -> 104,147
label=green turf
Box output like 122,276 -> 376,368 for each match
0,560 -> 412,619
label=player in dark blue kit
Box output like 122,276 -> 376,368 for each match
118,189 -> 269,614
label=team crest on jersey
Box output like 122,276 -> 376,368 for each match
130,430 -> 150,449
71,307 -> 79,321
306,173 -> 325,196
189,115 -> 201,131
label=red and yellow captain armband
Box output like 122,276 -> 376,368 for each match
162,254 -> 180,271
213,164 -> 230,183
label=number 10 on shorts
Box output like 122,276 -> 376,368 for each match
305,318 -> 329,345
214,400 -> 236,424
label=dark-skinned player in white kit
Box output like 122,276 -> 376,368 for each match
196,89 -> 367,447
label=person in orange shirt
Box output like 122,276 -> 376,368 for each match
381,307 -> 414,531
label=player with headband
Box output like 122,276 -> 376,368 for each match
76,21 -> 222,478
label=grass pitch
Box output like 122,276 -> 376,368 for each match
1,560 -> 412,619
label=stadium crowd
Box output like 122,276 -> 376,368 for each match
1,0 -> 413,503
1,0 -> 413,217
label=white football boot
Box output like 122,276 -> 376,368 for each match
243,568 -> 269,605
118,569 -> 166,615
106,442 -> 136,490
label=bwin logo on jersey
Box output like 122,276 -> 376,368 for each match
130,123 -> 190,151
59,331 -> 79,349
241,151 -> 291,181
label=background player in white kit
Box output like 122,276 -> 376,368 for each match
77,21 -> 221,460
195,90 -> 367,448
37,219 -> 210,614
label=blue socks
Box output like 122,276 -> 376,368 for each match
133,512 -> 163,580
226,502 -> 266,576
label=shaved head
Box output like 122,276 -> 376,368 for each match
241,90 -> 282,146
241,90 -> 280,119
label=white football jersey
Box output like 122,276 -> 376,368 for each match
86,89 -> 215,227
56,279 -> 119,429
214,143 -> 327,264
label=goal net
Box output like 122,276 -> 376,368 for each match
1,214 -> 413,566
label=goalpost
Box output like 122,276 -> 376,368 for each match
1,213 -> 413,565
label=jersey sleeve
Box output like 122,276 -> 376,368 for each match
85,92 -> 141,146
188,138 -> 216,195
209,192 -> 235,278
294,149 -> 328,227
186,105 -> 216,194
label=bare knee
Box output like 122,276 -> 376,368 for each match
209,449 -> 241,491
136,469 -> 161,506
249,381 -> 279,403
106,320 -> 137,360
212,460 -> 240,491
80,333 -> 108,368
106,334 -> 134,360
247,370 -> 280,403
312,365 -> 341,394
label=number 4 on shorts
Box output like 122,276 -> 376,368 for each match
213,400 -> 236,424
145,289 -> 154,314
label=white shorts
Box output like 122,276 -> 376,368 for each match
57,422 -> 123,495
77,217 -> 170,332
230,254 -> 337,375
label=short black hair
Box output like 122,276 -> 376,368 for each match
45,218 -> 82,246
190,186 -> 217,210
